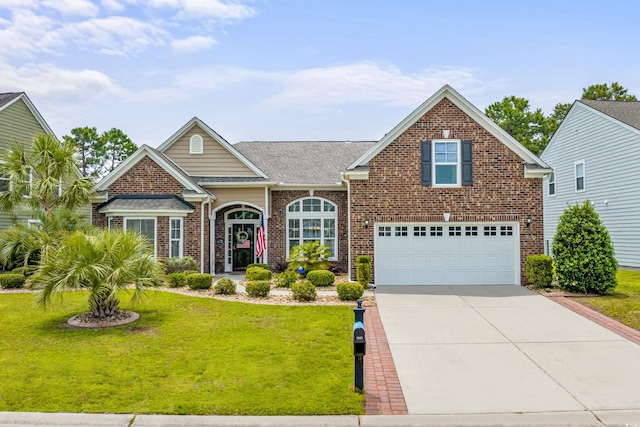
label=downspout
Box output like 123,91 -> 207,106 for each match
209,203 -> 215,275
342,173 -> 352,282
200,200 -> 205,273
264,185 -> 269,264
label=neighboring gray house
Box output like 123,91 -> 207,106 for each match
0,92 -> 56,230
541,99 -> 640,268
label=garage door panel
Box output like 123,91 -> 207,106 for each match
375,222 -> 518,286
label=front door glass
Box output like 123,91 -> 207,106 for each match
232,223 -> 254,271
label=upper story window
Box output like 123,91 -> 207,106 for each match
421,140 -> 472,187
434,141 -> 460,186
548,172 -> 556,196
287,197 -> 337,259
575,161 -> 585,192
189,134 -> 203,154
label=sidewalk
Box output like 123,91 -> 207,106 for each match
3,411 -> 640,426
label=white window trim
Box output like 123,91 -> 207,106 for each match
548,171 -> 556,197
189,134 -> 203,154
574,160 -> 585,193
169,217 -> 183,258
432,139 -> 462,188
286,197 -> 338,260
124,217 -> 157,258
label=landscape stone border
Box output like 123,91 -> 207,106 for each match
67,311 -> 140,329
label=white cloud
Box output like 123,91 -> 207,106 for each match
168,62 -> 482,110
60,16 -> 168,56
101,0 -> 125,11
171,35 -> 217,53
139,0 -> 256,21
0,61 -> 125,100
41,0 -> 99,17
0,9 -> 63,58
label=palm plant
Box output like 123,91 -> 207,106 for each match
0,207 -> 87,272
0,133 -> 94,270
286,240 -> 332,275
0,133 -> 94,215
32,229 -> 165,318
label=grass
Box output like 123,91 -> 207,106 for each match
0,290 -> 365,415
570,270 -> 640,331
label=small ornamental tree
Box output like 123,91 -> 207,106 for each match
552,201 -> 617,294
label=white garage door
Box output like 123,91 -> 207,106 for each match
374,223 -> 519,285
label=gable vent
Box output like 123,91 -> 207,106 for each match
190,134 -> 203,154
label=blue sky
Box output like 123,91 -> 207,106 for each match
1,0 -> 639,147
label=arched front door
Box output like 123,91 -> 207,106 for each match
225,209 -> 260,271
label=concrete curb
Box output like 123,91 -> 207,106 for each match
3,411 -> 640,426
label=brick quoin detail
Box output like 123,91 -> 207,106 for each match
92,155 -> 210,272
269,190 -> 348,272
350,98 -> 544,284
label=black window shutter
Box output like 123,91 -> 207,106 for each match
461,141 -> 473,185
421,141 -> 432,185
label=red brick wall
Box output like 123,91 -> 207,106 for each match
92,155 -> 210,272
350,98 -> 544,285
269,190 -> 348,273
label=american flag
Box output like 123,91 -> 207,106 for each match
256,214 -> 266,259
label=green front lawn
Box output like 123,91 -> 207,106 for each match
0,291 -> 364,415
570,270 -> 640,331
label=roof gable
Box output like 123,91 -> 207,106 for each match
157,117 -> 267,178
578,99 -> 640,131
96,145 -> 205,194
0,92 -> 55,137
348,85 -> 549,170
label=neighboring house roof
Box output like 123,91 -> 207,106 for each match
0,92 -> 22,108
97,194 -> 195,213
234,141 -> 376,186
157,117 -> 268,178
0,92 -> 56,137
96,144 -> 210,196
578,100 -> 640,131
348,84 -> 551,176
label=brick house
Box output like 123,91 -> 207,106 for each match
94,85 -> 551,285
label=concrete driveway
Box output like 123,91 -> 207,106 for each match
375,285 -> 640,420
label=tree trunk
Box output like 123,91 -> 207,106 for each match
90,296 -> 120,318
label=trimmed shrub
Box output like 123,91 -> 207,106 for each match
182,269 -> 200,276
167,272 -> 188,288
337,283 -> 364,301
214,278 -> 236,295
246,266 -> 272,281
11,267 -> 27,276
187,273 -> 213,290
274,270 -> 297,288
307,270 -> 335,287
552,201 -> 618,294
356,256 -> 371,287
246,280 -> 270,297
247,263 -> 270,271
291,280 -> 317,302
0,273 -> 26,289
526,255 -> 554,288
165,256 -> 199,273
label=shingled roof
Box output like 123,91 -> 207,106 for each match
233,141 -> 375,185
580,99 -> 640,130
0,92 -> 23,109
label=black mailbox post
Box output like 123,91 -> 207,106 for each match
353,299 -> 366,393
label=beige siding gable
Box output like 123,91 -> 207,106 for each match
211,187 -> 266,211
163,124 -> 258,177
0,99 -> 48,148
